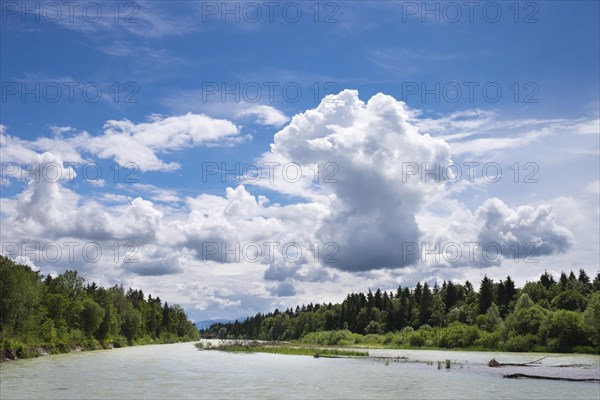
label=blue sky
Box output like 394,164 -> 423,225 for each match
1,1 -> 599,321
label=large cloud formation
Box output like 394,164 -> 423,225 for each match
0,90 -> 579,314
261,90 -> 451,271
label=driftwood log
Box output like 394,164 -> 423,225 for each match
488,356 -> 547,367
503,373 -> 600,382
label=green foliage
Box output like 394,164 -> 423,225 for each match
521,282 -> 548,304
540,310 -> 586,352
447,306 -> 471,324
121,306 -> 142,343
478,276 -> 494,314
365,320 -> 384,335
539,270 -> 556,289
583,292 -> 600,347
0,258 -> 41,342
80,299 -> 105,337
551,290 -> 587,311
40,319 -> 58,344
428,295 -> 447,327
505,304 -> 549,336
477,303 -> 502,331
301,330 -> 355,346
474,329 -> 503,349
514,293 -> 534,311
593,273 -> 600,292
494,276 -> 517,317
408,331 -> 426,347
435,323 -> 480,348
502,334 -> 539,352
0,256 -> 198,357
204,268 -> 599,354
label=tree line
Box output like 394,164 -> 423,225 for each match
0,256 -> 199,358
205,269 -> 600,353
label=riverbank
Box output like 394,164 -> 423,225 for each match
294,329 -> 600,355
0,341 -> 104,362
0,336 -> 196,362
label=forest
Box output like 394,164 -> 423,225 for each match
0,256 -> 199,359
205,269 -> 600,353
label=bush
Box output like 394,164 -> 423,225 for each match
363,334 -> 384,344
111,336 -> 128,348
540,310 -> 586,352
300,330 -> 356,346
69,329 -> 84,342
502,334 -> 538,352
40,319 -> 58,344
1,338 -> 23,351
383,332 -> 395,345
400,326 -> 414,334
477,304 -> 502,331
408,332 -> 425,347
435,323 -> 480,348
15,344 -> 36,359
331,330 -> 355,345
474,330 -> 502,349
476,315 -> 489,330
506,305 -> 549,336
572,345 -> 598,354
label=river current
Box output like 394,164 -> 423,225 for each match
1,342 -> 599,399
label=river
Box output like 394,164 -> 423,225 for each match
1,342 -> 599,399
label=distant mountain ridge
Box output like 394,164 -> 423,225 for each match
195,319 -> 238,330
